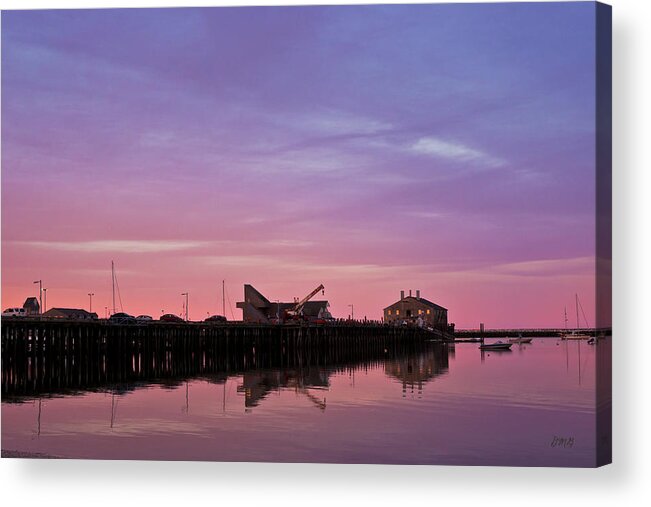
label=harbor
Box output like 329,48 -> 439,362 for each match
1,333 -> 604,466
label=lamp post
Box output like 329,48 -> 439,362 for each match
105,306 -> 108,319
181,293 -> 189,321
88,293 -> 95,313
33,280 -> 42,314
42,288 -> 47,314
348,304 -> 354,321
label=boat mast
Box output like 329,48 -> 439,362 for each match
222,280 -> 225,317
111,260 -> 116,315
564,307 -> 568,331
575,293 -> 580,329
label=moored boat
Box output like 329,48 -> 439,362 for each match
561,331 -> 592,340
479,341 -> 512,351
508,336 -> 532,344
560,294 -> 593,340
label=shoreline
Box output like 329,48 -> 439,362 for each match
1,449 -> 62,459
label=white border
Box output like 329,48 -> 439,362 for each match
1,0 -> 649,505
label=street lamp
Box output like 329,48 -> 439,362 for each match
42,288 -> 47,313
181,293 -> 189,321
33,280 -> 42,314
88,293 -> 95,313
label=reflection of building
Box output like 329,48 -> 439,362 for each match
22,297 -> 40,316
236,284 -> 331,323
42,308 -> 98,320
383,290 -> 450,331
237,368 -> 329,409
384,346 -> 450,396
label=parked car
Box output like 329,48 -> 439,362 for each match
2,307 -> 27,318
204,315 -> 227,323
108,312 -> 136,325
160,313 -> 185,323
136,315 -> 153,323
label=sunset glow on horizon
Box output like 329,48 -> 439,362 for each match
2,3 -> 600,328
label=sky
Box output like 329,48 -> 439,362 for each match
1,3 -> 600,328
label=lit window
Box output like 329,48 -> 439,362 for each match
418,309 -> 423,315
426,309 -> 431,315
388,310 -> 392,315
396,310 -> 400,315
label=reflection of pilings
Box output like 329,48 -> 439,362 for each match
1,320 -> 441,399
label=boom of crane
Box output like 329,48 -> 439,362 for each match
284,284 -> 325,321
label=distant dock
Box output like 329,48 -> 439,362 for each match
454,328 -> 608,338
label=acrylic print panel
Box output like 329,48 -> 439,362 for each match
1,2 -> 611,467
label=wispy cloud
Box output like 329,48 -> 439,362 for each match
198,254 -> 416,281
410,137 -> 505,168
18,240 -> 212,254
401,210 -> 448,220
437,256 -> 595,283
489,256 -> 594,277
278,108 -> 392,137
15,238 -> 316,254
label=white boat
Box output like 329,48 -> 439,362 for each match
560,294 -> 593,340
508,336 -> 532,344
562,331 -> 592,340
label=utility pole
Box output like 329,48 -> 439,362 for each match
33,280 -> 42,314
181,293 -> 189,321
42,288 -> 47,313
348,304 -> 354,321
88,293 -> 95,313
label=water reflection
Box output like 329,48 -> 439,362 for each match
2,337 -> 605,466
385,347 -> 449,397
2,330 -> 451,410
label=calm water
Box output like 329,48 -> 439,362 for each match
2,338 -> 602,466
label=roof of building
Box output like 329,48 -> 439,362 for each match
43,308 -> 97,318
243,284 -> 271,306
383,296 -> 447,311
270,300 -> 330,317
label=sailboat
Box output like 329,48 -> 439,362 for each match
561,294 -> 592,340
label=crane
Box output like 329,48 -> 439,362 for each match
284,284 -> 325,321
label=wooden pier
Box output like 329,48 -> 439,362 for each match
1,319 -> 446,399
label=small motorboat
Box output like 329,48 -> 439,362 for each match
479,341 -> 512,351
508,335 -> 532,344
561,331 -> 592,340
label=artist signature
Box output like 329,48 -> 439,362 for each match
550,436 -> 575,448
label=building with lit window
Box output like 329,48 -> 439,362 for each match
383,290 -> 450,331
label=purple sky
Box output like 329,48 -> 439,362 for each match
1,3 -> 599,327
